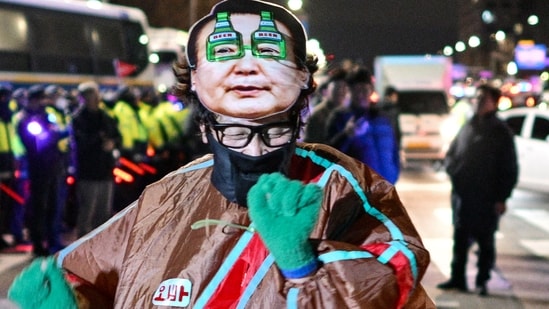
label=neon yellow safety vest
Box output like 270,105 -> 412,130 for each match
45,106 -> 70,153
0,119 -> 14,153
9,111 -> 26,158
113,100 -> 148,152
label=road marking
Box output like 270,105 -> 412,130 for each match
434,300 -> 460,308
424,238 -> 511,290
423,238 -> 452,278
434,208 -> 452,225
0,299 -> 18,309
0,254 -> 31,274
395,182 -> 451,192
512,209 -> 549,234
519,240 -> 549,258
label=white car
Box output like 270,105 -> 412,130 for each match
499,107 -> 549,193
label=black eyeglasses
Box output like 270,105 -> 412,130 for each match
208,120 -> 298,149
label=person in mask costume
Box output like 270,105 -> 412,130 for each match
8,1 -> 434,308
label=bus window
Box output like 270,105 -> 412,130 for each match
0,8 -> 29,71
89,18 -> 126,75
0,0 -> 153,88
122,21 -> 150,77
28,10 -> 92,74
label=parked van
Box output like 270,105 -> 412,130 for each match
374,55 -> 459,166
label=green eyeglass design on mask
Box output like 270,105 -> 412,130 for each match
206,11 -> 287,62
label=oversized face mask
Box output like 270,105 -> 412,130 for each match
191,12 -> 309,120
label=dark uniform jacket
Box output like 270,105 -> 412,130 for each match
445,112 -> 518,229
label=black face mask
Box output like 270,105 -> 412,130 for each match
206,133 -> 295,207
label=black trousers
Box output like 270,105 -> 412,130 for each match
450,221 -> 496,286
27,171 -> 64,255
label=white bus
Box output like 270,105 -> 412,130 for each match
0,0 -> 154,89
148,27 -> 188,94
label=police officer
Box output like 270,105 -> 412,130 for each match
111,86 -> 149,210
0,83 -> 16,250
16,85 -> 68,256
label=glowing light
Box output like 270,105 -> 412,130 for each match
440,117 -> 460,140
306,39 -> 326,69
86,0 -> 102,10
47,113 -> 57,123
482,10 -> 495,24
510,85 -> 520,95
113,168 -> 134,183
507,62 -> 518,76
149,53 -> 160,64
66,175 -> 76,185
157,84 -> 168,93
455,41 -> 466,52
498,96 -> 513,111
468,36 -> 481,48
27,121 -> 43,135
146,145 -> 155,157
527,15 -> 539,26
495,31 -> 506,41
526,96 -> 536,107
119,157 -> 145,175
287,0 -> 303,11
139,162 -> 157,175
443,46 -> 453,56
139,34 -> 149,45
0,183 -> 25,205
370,91 -> 379,103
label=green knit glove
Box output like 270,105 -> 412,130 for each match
247,172 -> 323,278
8,257 -> 78,309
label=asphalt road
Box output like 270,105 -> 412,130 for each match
1,163 -> 548,308
398,162 -> 549,309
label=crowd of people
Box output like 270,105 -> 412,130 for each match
0,62 -> 407,259
3,1 -> 519,307
7,1 -> 436,308
0,81 -> 201,255
303,63 -> 402,184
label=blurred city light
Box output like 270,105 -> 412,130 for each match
306,38 -> 326,69
443,46 -> 453,56
507,61 -> 518,76
139,34 -> 149,45
455,41 -> 466,52
468,36 -> 480,48
26,121 -> 42,136
498,96 -> 513,111
481,10 -> 495,24
149,53 -> 160,64
287,0 -> 303,11
86,0 -> 103,10
527,15 -> 539,26
495,30 -> 506,41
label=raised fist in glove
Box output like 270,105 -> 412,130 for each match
247,172 -> 323,278
8,257 -> 78,309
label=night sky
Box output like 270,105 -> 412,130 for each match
305,0 -> 458,68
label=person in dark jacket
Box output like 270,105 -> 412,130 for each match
16,85 -> 68,256
303,67 -> 348,144
0,83 -> 16,250
378,86 -> 402,149
437,84 -> 518,296
72,81 -> 121,237
326,67 -> 400,184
